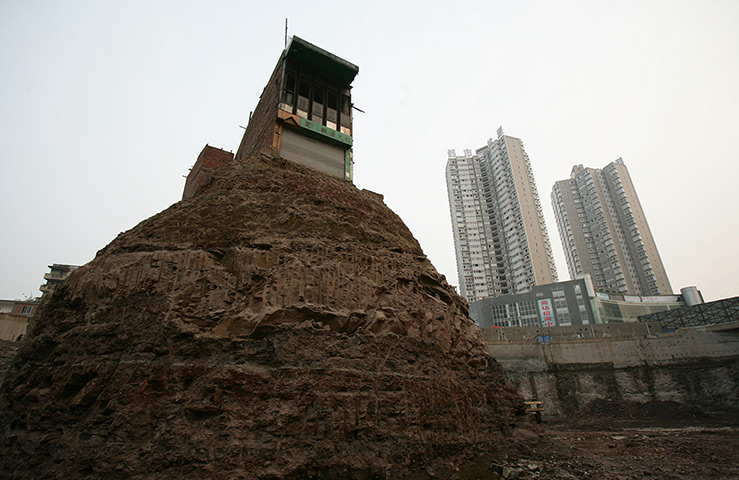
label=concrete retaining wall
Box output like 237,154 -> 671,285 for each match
0,314 -> 28,341
486,322 -> 739,416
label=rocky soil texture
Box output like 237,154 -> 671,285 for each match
0,156 -> 525,478
490,420 -> 739,480
0,340 -> 19,381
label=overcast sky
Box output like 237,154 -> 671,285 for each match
2,1 -> 738,302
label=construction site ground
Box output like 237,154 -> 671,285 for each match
2,337 -> 737,479
494,414 -> 739,480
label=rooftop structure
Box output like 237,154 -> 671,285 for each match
182,145 -> 234,200
235,36 -> 359,181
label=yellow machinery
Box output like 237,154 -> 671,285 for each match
524,400 -> 543,424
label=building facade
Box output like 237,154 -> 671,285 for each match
0,299 -> 40,316
182,145 -> 234,200
235,36 -> 358,182
470,277 -> 595,328
446,127 -> 558,303
470,275 -> 690,328
551,158 -> 672,296
39,264 -> 79,299
0,299 -> 40,341
182,37 -> 357,199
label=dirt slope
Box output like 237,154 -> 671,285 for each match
0,155 -> 525,478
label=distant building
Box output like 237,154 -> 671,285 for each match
470,275 -> 694,328
591,288 -> 687,325
39,264 -> 79,299
2,263 -> 80,340
0,299 -> 40,341
446,127 -> 558,304
235,36 -> 359,181
470,277 -> 595,328
0,299 -> 40,316
638,291 -> 739,331
182,145 -> 234,200
551,158 -> 672,296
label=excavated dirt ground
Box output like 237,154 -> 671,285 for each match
483,384 -> 739,479
3,339 -> 737,479
503,420 -> 739,480
2,157 -> 735,478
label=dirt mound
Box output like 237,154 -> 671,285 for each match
0,340 -> 19,381
0,156 -> 524,478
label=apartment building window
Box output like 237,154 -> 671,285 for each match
557,311 -> 571,326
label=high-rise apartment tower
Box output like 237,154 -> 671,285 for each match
446,127 -> 558,304
551,158 -> 672,296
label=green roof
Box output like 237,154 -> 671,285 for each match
285,36 -> 359,84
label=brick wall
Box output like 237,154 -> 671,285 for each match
234,54 -> 284,163
182,145 -> 235,200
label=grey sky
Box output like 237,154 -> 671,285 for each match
1,1 -> 737,302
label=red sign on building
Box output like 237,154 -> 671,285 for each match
538,299 -> 555,327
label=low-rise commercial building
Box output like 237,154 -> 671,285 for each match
470,275 -> 698,328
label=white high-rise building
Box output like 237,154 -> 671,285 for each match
551,158 -> 672,296
446,127 -> 558,304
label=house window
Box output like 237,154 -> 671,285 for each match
326,87 -> 339,129
281,60 -> 351,135
311,79 -> 325,124
297,75 -> 311,118
284,69 -> 296,107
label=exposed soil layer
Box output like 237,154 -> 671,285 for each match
501,357 -> 739,421
490,419 -> 739,480
0,156 -> 525,478
2,155 -> 734,478
3,325 -> 526,478
0,340 -> 19,381
4,331 -> 737,479
541,397 -> 739,479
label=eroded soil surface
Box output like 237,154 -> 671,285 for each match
477,407 -> 738,480
3,338 -> 738,479
0,340 -> 18,372
1,154 -> 735,478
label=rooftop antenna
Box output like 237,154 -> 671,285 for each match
284,18 -> 288,48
